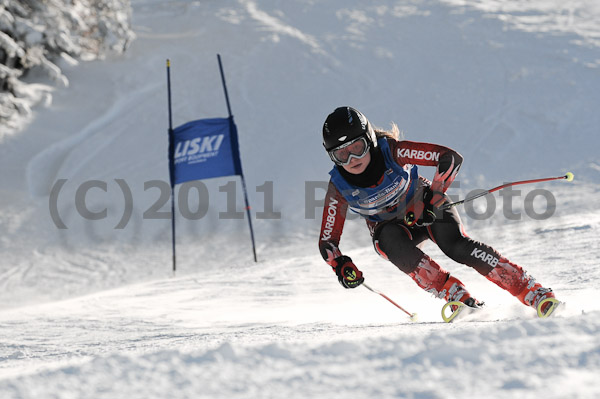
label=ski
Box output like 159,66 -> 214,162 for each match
441,300 -> 481,323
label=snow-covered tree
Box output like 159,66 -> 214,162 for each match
0,0 -> 134,136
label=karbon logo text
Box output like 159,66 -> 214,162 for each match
321,196 -> 338,241
398,148 -> 440,162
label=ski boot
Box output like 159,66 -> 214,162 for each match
486,258 -> 559,318
407,256 -> 483,322
517,280 -> 560,318
524,286 -> 560,318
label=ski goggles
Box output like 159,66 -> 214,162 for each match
328,136 -> 370,166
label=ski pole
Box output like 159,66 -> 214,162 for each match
363,283 -> 418,322
441,172 -> 574,211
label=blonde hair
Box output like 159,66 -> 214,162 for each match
374,122 -> 403,141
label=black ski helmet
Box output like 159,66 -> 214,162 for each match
322,106 -> 377,151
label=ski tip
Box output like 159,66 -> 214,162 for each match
537,297 -> 561,318
441,301 -> 465,323
565,172 -> 574,182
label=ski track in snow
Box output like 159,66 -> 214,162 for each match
1,0 -> 600,398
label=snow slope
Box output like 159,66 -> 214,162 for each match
1,0 -> 600,397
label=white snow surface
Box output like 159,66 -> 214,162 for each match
1,0 -> 600,398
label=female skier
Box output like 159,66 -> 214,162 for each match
318,106 -> 558,318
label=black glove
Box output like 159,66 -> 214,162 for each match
416,187 -> 438,227
332,255 -> 364,289
404,187 -> 439,227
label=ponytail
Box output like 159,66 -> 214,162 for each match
374,122 -> 403,141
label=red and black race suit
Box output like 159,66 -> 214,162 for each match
319,137 -> 462,267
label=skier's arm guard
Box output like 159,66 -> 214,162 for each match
318,180 -> 348,266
